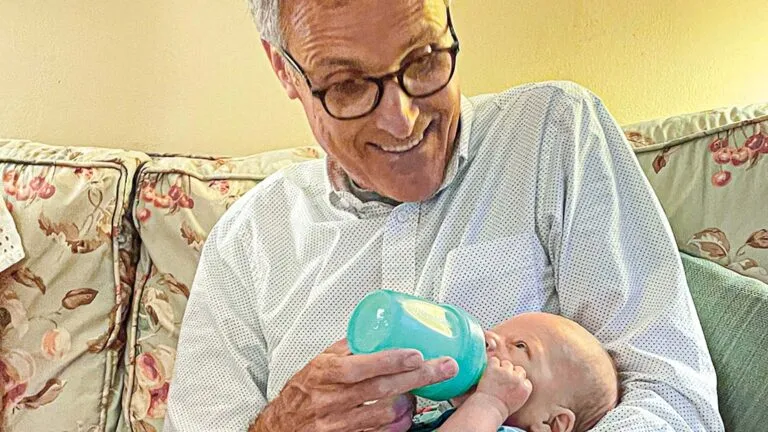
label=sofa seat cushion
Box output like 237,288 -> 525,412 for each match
0,140 -> 148,432
681,252 -> 768,432
121,147 -> 322,432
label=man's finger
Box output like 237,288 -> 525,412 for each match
344,356 -> 458,403
342,395 -> 414,431
324,338 -> 352,356
366,406 -> 413,432
321,348 -> 426,384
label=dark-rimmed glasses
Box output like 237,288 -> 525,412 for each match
279,7 -> 460,120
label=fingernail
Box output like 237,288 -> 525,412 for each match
440,359 -> 458,377
404,352 -> 423,368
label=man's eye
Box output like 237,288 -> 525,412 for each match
515,342 -> 527,350
333,79 -> 369,93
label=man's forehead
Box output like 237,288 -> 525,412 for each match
313,25 -> 442,69
284,0 -> 447,69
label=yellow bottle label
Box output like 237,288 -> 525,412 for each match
402,299 -> 453,338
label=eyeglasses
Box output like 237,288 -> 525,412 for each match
279,7 -> 460,120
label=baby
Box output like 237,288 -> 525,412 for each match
411,312 -> 620,432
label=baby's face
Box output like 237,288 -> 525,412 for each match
452,312 -> 613,430
483,313 -> 571,427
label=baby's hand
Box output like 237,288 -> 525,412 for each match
475,356 -> 533,418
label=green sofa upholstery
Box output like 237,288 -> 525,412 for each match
682,252 -> 768,432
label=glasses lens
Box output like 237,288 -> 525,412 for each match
324,78 -> 379,119
402,50 -> 454,96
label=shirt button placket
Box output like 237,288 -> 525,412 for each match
382,205 -> 418,294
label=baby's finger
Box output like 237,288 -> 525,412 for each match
488,356 -> 501,368
513,365 -> 527,378
510,376 -> 533,407
522,377 -> 533,395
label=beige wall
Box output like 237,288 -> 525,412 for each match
1,0 -> 767,156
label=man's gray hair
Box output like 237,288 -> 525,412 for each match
247,0 -> 284,46
247,0 -> 452,48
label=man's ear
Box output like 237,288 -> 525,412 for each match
261,39 -> 300,100
548,407 -> 575,432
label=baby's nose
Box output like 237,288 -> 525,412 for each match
484,330 -> 499,352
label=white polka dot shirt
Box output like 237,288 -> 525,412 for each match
165,81 -> 724,432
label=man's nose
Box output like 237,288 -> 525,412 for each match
374,80 -> 419,140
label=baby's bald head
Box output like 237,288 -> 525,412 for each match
486,313 -> 619,432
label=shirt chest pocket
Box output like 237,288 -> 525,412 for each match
435,234 -> 552,327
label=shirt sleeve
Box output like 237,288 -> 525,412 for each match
534,84 -> 724,431
164,205 -> 270,432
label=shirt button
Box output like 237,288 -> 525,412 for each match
339,198 -> 350,208
396,210 -> 409,223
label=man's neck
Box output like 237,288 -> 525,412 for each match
347,176 -> 401,206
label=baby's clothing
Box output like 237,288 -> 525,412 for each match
409,406 -> 525,432
0,202 -> 24,273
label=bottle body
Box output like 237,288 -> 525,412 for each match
347,290 -> 487,401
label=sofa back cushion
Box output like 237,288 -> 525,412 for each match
628,104 -> 768,284
121,148 -> 322,432
1,140 -> 148,432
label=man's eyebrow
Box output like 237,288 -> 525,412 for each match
401,25 -> 442,53
316,56 -> 365,70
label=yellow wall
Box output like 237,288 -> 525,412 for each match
1,0 -> 767,156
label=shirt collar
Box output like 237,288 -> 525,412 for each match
325,94 -> 475,217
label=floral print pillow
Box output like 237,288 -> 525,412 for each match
121,147 -> 323,432
1,140 -> 148,432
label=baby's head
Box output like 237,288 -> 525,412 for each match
455,312 -> 619,432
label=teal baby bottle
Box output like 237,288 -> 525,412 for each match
347,290 -> 487,401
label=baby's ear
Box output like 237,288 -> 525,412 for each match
548,407 -> 575,432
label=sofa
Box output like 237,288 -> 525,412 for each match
1,101 -> 767,432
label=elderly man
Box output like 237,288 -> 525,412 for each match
165,0 -> 724,431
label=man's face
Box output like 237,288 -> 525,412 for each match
274,0 -> 461,202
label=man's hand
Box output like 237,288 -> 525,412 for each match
251,339 -> 458,432
474,356 -> 532,420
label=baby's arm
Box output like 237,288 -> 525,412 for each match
438,392 -> 510,431
438,357 -> 532,432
